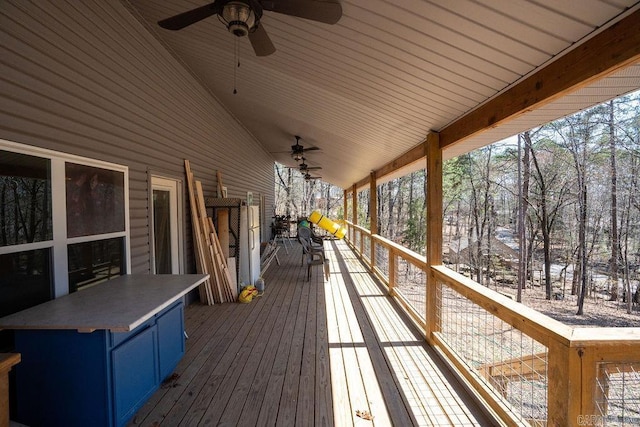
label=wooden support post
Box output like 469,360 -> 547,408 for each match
547,340 -> 581,426
343,189 -> 349,239
369,171 -> 377,269
425,133 -> 442,342
351,184 -> 357,241
547,342 -> 612,425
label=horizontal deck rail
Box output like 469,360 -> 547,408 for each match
344,221 -> 640,426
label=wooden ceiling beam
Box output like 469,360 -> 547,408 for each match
352,140 -> 428,190
347,9 -> 639,191
439,9 -> 640,150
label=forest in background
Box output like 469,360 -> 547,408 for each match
274,91 -> 640,322
273,164 -> 343,222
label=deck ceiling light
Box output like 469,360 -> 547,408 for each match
220,1 -> 256,37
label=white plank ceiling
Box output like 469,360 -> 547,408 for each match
126,0 -> 640,188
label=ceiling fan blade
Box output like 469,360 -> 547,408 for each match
303,146 -> 320,152
248,23 -> 276,56
262,0 -> 342,24
158,2 -> 221,30
305,166 -> 322,170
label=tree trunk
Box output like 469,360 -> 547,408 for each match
528,136 -> 554,300
517,134 -> 530,302
622,156 -> 638,313
608,100 -> 619,301
482,148 -> 493,286
577,183 -> 588,314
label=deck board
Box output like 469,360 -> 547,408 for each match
130,238 -> 493,426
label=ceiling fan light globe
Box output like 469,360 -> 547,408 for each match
222,1 -> 256,37
228,22 -> 249,37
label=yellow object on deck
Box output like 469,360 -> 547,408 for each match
308,210 -> 346,239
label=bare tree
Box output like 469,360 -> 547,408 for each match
517,132 -> 531,302
608,100 -> 620,300
466,147 -> 494,284
528,135 -> 572,300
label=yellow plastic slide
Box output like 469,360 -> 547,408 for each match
308,210 -> 346,239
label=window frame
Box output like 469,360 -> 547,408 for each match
0,138 -> 131,298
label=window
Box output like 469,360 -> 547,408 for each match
0,139 -> 130,303
65,162 -> 125,238
0,150 -> 52,247
68,237 -> 125,292
0,150 -> 54,318
0,249 -> 52,318
0,148 -> 53,349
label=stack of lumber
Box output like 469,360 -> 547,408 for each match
185,160 -> 237,304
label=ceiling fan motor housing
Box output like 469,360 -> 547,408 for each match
222,1 -> 257,37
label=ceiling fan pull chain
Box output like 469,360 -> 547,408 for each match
233,37 -> 239,94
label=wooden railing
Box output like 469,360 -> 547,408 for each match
344,221 -> 640,426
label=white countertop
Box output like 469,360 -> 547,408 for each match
0,274 -> 208,332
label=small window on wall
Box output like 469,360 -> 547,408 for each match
0,249 -> 52,318
65,163 -> 125,238
68,237 -> 124,292
0,150 -> 53,247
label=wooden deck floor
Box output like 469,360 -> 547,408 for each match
130,239 -> 492,426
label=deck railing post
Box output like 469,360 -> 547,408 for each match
343,188 -> 348,239
351,184 -> 357,233
425,132 -> 442,343
547,340 -> 583,426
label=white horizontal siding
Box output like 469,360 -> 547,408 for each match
0,0 -> 275,274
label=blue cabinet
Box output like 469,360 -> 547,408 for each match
157,301 -> 185,380
112,324 -> 159,426
14,301 -> 185,427
14,328 -> 112,426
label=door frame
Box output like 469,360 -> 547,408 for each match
149,174 -> 184,274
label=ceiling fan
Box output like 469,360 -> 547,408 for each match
298,159 -> 322,172
290,135 -> 319,161
158,0 -> 343,57
303,172 -> 321,181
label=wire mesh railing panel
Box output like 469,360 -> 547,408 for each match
362,233 -> 371,263
436,283 -> 548,426
373,241 -> 389,279
395,258 -> 426,320
595,363 -> 640,426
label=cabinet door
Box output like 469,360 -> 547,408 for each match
157,302 -> 185,380
112,325 -> 159,427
